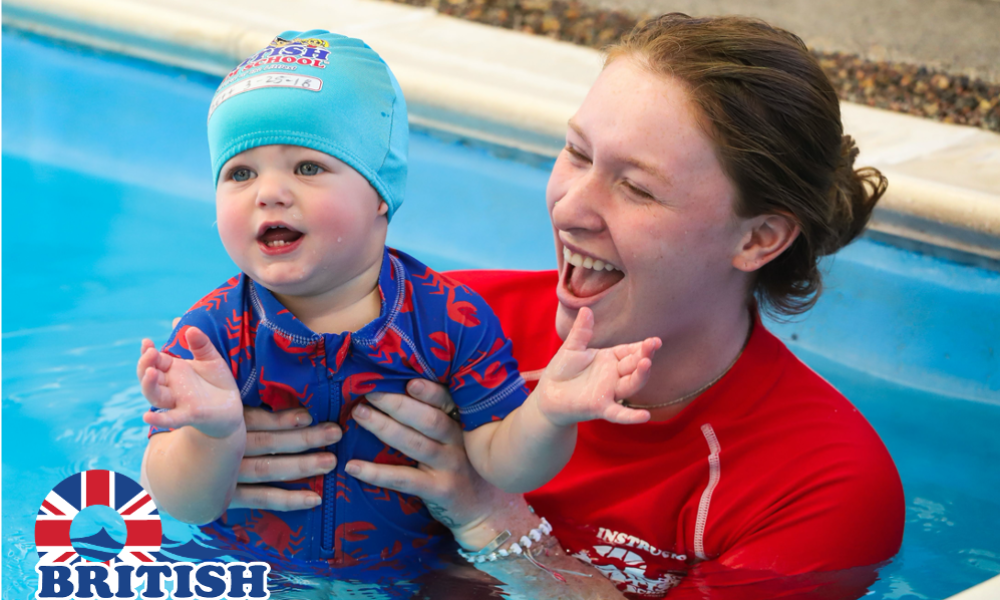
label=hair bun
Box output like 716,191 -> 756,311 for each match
824,135 -> 887,255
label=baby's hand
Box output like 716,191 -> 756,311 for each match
137,327 -> 244,439
535,308 -> 660,427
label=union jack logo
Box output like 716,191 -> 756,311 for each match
35,470 -> 163,565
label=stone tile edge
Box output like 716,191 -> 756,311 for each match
5,0 -> 999,263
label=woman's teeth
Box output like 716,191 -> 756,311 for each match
563,247 -> 619,271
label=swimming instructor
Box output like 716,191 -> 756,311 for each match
226,14 -> 904,597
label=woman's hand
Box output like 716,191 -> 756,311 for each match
345,380 -> 538,550
229,406 -> 341,511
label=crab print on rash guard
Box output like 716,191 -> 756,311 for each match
147,247 -> 529,566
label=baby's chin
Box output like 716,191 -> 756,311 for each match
244,266 -> 312,294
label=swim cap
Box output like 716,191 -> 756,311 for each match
208,30 -> 408,220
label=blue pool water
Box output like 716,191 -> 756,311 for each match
3,30 -> 999,599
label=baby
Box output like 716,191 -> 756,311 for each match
139,30 -> 659,564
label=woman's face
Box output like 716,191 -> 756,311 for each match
548,57 -> 748,348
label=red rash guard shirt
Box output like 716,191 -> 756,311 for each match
449,269 -> 905,599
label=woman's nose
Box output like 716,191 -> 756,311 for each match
550,170 -> 606,233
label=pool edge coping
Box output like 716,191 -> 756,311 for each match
946,574 -> 1000,600
4,0 -> 999,268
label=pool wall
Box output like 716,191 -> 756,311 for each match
3,1 -> 1000,598
6,0 -> 1000,266
6,0 -> 997,404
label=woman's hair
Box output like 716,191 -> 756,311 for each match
606,13 -> 888,316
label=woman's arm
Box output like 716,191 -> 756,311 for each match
231,380 -> 626,597
229,406 -> 341,510
344,380 -> 627,598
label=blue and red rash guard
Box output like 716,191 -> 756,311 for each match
148,248 -> 529,566
450,269 -> 905,600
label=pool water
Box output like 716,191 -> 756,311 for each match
3,30 -> 999,599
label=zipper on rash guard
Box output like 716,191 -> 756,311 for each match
322,367 -> 339,553
321,331 -> 351,556
321,333 -> 354,555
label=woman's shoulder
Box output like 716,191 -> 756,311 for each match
446,269 -> 559,302
710,321 -> 901,504
741,325 -> 889,445
700,325 -> 905,571
446,269 -> 562,373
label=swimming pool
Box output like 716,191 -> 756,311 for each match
3,29 -> 999,599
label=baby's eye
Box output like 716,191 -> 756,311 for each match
229,167 -> 254,182
297,162 -> 324,176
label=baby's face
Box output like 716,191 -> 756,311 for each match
216,144 -> 388,298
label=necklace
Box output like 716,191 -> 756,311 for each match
617,318 -> 754,411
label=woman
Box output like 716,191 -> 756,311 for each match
224,14 -> 903,598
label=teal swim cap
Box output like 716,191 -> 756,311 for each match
208,30 -> 408,220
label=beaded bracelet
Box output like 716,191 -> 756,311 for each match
457,518 -> 554,563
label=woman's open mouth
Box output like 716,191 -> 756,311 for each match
257,223 -> 304,255
561,246 -> 624,299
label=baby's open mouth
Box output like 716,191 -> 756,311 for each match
563,247 -> 624,297
257,224 -> 304,249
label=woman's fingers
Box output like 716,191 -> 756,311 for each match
405,379 -> 455,411
243,406 -> 314,432
344,460 -> 429,498
237,452 -> 336,483
366,391 -> 463,445
229,485 -> 322,511
244,423 -> 342,457
352,403 -> 446,465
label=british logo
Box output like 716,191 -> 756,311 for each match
34,469 -> 271,599
35,469 -> 163,565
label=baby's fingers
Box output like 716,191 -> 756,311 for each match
641,337 -> 662,359
612,337 -> 662,361
562,307 -> 595,352
142,406 -> 192,430
616,358 -> 654,398
137,346 -> 172,381
602,401 -> 651,425
140,367 -> 176,410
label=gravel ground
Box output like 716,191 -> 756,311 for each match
384,0 -> 1000,133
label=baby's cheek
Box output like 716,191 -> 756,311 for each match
314,204 -> 369,244
215,204 -> 250,261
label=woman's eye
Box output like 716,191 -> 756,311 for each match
564,144 -> 591,164
624,181 -> 654,200
297,162 -> 324,176
230,167 -> 254,182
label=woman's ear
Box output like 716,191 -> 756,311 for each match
733,213 -> 800,272
377,201 -> 389,216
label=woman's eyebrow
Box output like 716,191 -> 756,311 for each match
567,119 -> 589,144
621,156 -> 673,187
568,118 -> 671,186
